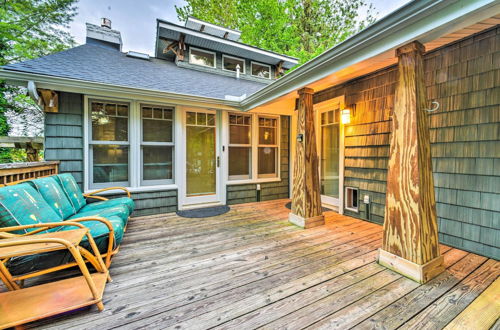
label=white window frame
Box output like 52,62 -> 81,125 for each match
140,104 -> 175,186
84,95 -> 179,192
88,98 -> 131,189
250,61 -> 272,79
227,113 -> 252,180
222,54 -> 246,74
189,47 -> 216,68
257,115 -> 279,179
224,112 -> 281,184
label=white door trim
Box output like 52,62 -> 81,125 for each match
314,95 -> 345,214
178,106 -> 222,210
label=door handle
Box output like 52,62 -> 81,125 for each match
217,156 -> 220,167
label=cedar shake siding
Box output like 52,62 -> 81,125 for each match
314,26 -> 500,260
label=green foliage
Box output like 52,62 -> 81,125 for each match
0,0 -> 77,65
0,0 -> 77,162
176,0 -> 376,64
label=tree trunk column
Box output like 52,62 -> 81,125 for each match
378,41 -> 444,283
289,87 -> 324,228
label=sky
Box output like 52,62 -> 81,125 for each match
69,0 -> 412,55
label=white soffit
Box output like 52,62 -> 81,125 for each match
185,17 -> 241,41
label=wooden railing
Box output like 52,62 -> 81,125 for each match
0,161 -> 59,186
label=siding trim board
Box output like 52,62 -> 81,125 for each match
316,26 -> 500,260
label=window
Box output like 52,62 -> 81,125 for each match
258,116 -> 278,178
228,114 -> 252,180
251,62 -> 271,79
90,100 -> 130,187
141,105 -> 174,185
189,47 -> 216,68
345,187 -> 359,212
223,55 -> 245,74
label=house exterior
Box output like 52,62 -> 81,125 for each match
1,0 -> 499,261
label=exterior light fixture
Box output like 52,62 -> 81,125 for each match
341,109 -> 351,124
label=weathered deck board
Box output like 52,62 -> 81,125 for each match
10,199 -> 497,330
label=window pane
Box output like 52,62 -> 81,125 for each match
224,57 -> 245,72
186,125 -> 216,196
186,112 -> 196,125
230,125 -> 250,144
143,119 -> 172,142
252,63 -> 271,79
229,147 -> 251,178
207,113 -> 215,126
197,112 -> 207,126
93,145 -> 128,183
153,108 -> 163,119
259,127 -> 276,145
91,102 -> 128,141
258,147 -> 276,175
190,49 -> 215,67
143,146 -> 173,181
321,123 -> 340,198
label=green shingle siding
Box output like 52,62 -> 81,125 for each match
44,92 -> 84,186
106,189 -> 178,217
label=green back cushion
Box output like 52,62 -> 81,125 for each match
0,183 -> 63,234
28,177 -> 76,219
54,173 -> 86,211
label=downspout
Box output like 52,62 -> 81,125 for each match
27,81 -> 40,103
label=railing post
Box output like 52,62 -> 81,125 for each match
378,41 -> 444,283
289,87 -> 324,229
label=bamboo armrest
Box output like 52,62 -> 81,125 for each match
84,186 -> 131,200
0,222 -> 88,235
0,229 -> 88,259
63,217 -> 116,266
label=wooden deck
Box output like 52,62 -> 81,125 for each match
14,199 -> 500,329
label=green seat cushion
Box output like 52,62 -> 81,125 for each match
68,204 -> 130,225
6,216 -> 124,276
27,177 -> 76,219
54,173 -> 86,211
80,197 -> 135,214
0,183 -> 63,234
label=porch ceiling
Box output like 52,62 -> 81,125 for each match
246,7 -> 500,113
19,199 -> 499,329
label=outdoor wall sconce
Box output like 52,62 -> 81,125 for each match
341,109 -> 351,124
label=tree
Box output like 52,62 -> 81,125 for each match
176,0 -> 376,64
0,0 -> 77,162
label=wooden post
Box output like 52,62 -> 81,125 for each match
25,143 -> 39,162
378,41 -> 444,283
289,87 -> 324,228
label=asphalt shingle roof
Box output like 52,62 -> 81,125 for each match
3,44 -> 267,100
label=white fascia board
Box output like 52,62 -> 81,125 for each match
158,21 -> 298,65
0,70 -> 241,110
240,0 -> 500,111
186,16 -> 241,36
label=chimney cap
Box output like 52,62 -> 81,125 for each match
101,18 -> 112,29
